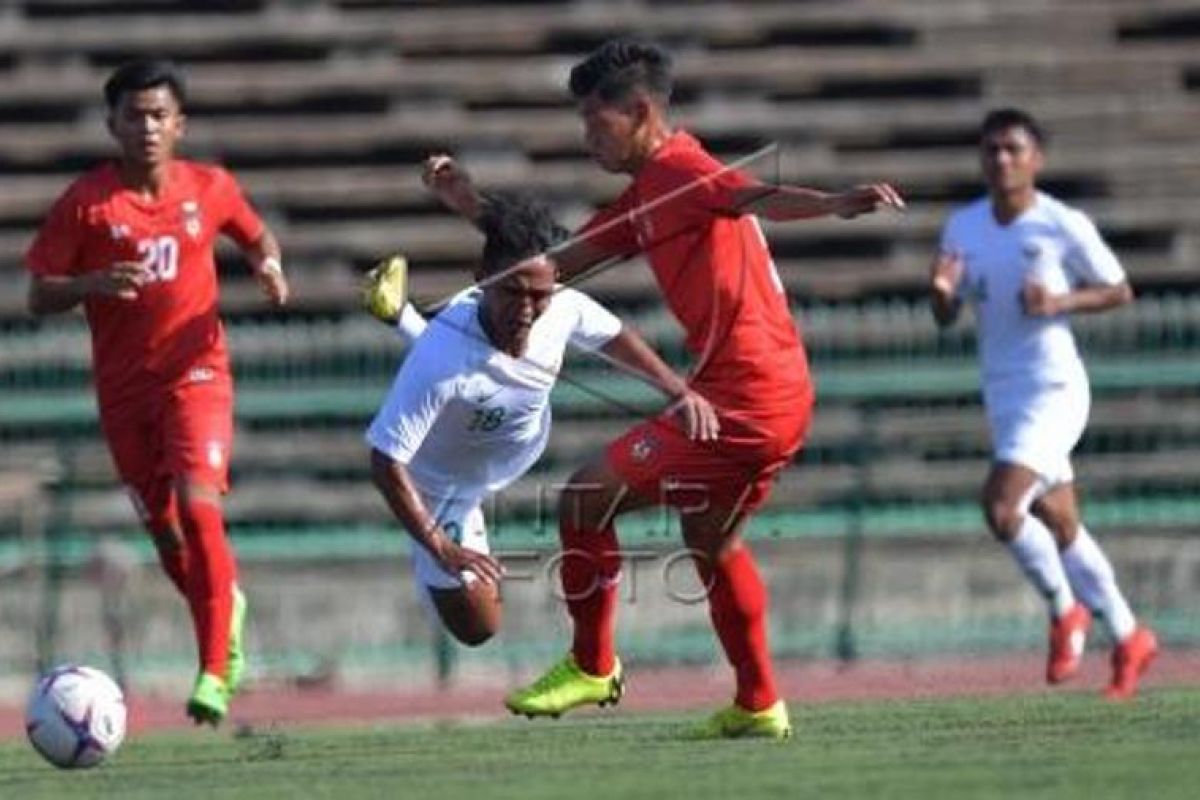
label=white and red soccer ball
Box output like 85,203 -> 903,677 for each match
25,665 -> 126,769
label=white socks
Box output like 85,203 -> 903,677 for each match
1008,515 -> 1076,619
395,303 -> 428,344
1061,525 -> 1137,642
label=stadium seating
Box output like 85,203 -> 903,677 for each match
0,1 -> 1196,300
2,0 -> 1199,672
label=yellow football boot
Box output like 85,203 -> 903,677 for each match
689,700 -> 792,740
504,655 -> 624,718
362,253 -> 409,323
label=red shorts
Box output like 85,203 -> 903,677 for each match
99,365 -> 234,528
606,405 -> 811,516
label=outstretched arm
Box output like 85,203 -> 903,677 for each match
729,182 -> 905,221
369,449 -> 504,585
423,154 -> 487,225
599,327 -> 720,442
423,154 -> 616,283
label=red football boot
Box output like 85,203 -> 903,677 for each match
1047,603 -> 1091,684
1104,627 -> 1159,701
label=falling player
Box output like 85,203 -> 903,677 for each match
365,193 -> 718,646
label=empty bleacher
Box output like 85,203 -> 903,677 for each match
2,0 -> 1199,547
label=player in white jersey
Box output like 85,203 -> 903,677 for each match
930,108 -> 1157,699
366,194 -> 718,646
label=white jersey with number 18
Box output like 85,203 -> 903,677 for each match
366,286 -> 621,506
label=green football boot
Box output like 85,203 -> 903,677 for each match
362,253 -> 409,323
186,672 -> 229,727
225,585 -> 248,696
504,655 -> 624,719
689,700 -> 792,740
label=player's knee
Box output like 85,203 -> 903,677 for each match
558,481 -> 601,531
557,460 -> 625,532
139,498 -> 180,544
680,528 -> 727,567
451,624 -> 497,648
433,584 -> 501,646
1031,502 -> 1078,546
981,497 -> 1022,541
176,477 -> 222,506
1038,515 -> 1079,549
149,522 -> 185,552
444,613 -> 500,647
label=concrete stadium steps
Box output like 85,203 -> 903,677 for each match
8,373 -> 1200,534
1,0 -> 1197,304
7,0 -> 1197,55
10,500 -> 1200,581
7,291 -> 1200,398
2,95 -> 1196,168
0,2 -> 925,60
0,142 -> 1193,301
2,0 -> 1199,545
23,443 -> 1200,537
1,43 -> 1191,113
0,231 -> 1187,313
8,391 -> 1200,487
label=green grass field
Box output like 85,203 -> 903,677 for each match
3,689 -> 1198,800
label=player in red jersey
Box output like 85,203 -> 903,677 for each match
427,39 -> 903,737
24,59 -> 288,725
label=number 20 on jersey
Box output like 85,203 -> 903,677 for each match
134,236 -> 180,282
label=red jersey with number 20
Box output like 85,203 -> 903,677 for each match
581,131 -> 811,416
25,160 -> 264,406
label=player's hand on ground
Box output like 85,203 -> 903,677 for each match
422,154 -> 479,217
833,183 -> 906,219
669,389 -> 721,442
1021,280 -> 1064,317
254,258 -> 289,307
433,535 -> 506,586
87,260 -> 153,300
930,250 -> 964,298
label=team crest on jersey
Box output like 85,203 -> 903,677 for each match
1021,241 -> 1043,262
109,224 -> 130,241
629,433 -> 659,464
182,200 -> 202,239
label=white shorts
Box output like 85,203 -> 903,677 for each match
985,377 -> 1090,487
411,494 -> 489,591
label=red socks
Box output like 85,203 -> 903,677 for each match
145,482 -> 190,596
696,545 -> 778,712
561,523 -> 622,676
177,497 -> 236,679
150,525 -> 191,598
559,519 -> 778,711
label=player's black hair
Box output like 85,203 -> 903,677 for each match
980,107 -> 1047,147
103,58 -> 187,110
568,37 -> 673,105
479,192 -> 570,276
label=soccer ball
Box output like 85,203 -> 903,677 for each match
25,665 -> 126,769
